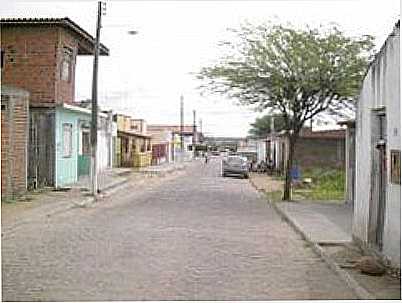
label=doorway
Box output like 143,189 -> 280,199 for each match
369,111 -> 387,251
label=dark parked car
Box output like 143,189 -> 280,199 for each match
221,156 -> 249,179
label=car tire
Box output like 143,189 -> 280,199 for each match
244,174 -> 249,179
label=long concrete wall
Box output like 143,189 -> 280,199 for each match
354,23 -> 400,267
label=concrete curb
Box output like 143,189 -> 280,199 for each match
247,177 -> 375,299
271,201 -> 375,300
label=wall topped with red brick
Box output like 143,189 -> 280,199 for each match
1,26 -> 58,106
1,86 -> 29,199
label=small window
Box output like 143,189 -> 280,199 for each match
63,123 -> 73,157
60,48 -> 73,82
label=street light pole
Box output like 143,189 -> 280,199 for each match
192,109 -> 196,158
180,95 -> 184,161
91,1 -> 102,196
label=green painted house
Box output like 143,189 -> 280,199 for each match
54,103 -> 114,188
25,103 -> 114,189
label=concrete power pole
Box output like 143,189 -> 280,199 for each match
192,110 -> 197,158
199,118 -> 203,143
91,1 -> 103,196
180,95 -> 184,161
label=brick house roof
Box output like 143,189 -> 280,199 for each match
0,17 -> 109,55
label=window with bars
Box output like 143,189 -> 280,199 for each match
82,131 -> 91,156
60,47 -> 73,82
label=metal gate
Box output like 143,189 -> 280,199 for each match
28,109 -> 56,189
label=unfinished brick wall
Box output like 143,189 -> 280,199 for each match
55,28 -> 78,104
1,26 -> 78,106
294,137 -> 345,169
1,86 -> 29,199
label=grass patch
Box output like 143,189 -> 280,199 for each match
293,168 -> 345,201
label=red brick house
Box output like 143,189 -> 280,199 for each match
1,18 -> 109,106
1,18 -> 109,188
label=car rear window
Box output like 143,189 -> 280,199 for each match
227,157 -> 244,164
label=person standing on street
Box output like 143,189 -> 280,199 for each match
205,152 -> 209,164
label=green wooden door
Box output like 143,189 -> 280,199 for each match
78,155 -> 90,177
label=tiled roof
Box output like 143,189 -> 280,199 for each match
0,17 -> 109,55
147,125 -> 195,134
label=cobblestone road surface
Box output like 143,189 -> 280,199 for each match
2,158 -> 357,301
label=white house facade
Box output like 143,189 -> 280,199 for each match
353,22 -> 400,268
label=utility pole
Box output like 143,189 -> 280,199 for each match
270,115 -> 275,166
199,118 -> 203,143
180,95 -> 184,159
91,1 -> 103,196
199,118 -> 202,134
192,110 -> 197,158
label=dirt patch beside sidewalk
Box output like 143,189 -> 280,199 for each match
323,243 -> 401,300
249,173 -> 283,193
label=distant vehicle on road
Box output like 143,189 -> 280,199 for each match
221,156 -> 249,179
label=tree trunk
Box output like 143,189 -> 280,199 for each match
283,135 -> 297,201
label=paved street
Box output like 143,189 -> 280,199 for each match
2,158 -> 357,301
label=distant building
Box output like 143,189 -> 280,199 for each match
114,114 -> 152,168
353,21 -> 400,268
147,125 -> 201,161
147,129 -> 174,165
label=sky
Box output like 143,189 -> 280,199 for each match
1,0 -> 400,136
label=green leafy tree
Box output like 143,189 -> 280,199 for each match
248,114 -> 287,138
197,22 -> 374,200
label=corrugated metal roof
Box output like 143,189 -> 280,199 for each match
0,17 -> 109,55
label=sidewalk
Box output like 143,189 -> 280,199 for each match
249,173 -> 401,300
69,167 -> 135,192
276,201 -> 352,244
2,161 -> 188,232
249,173 -> 352,244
